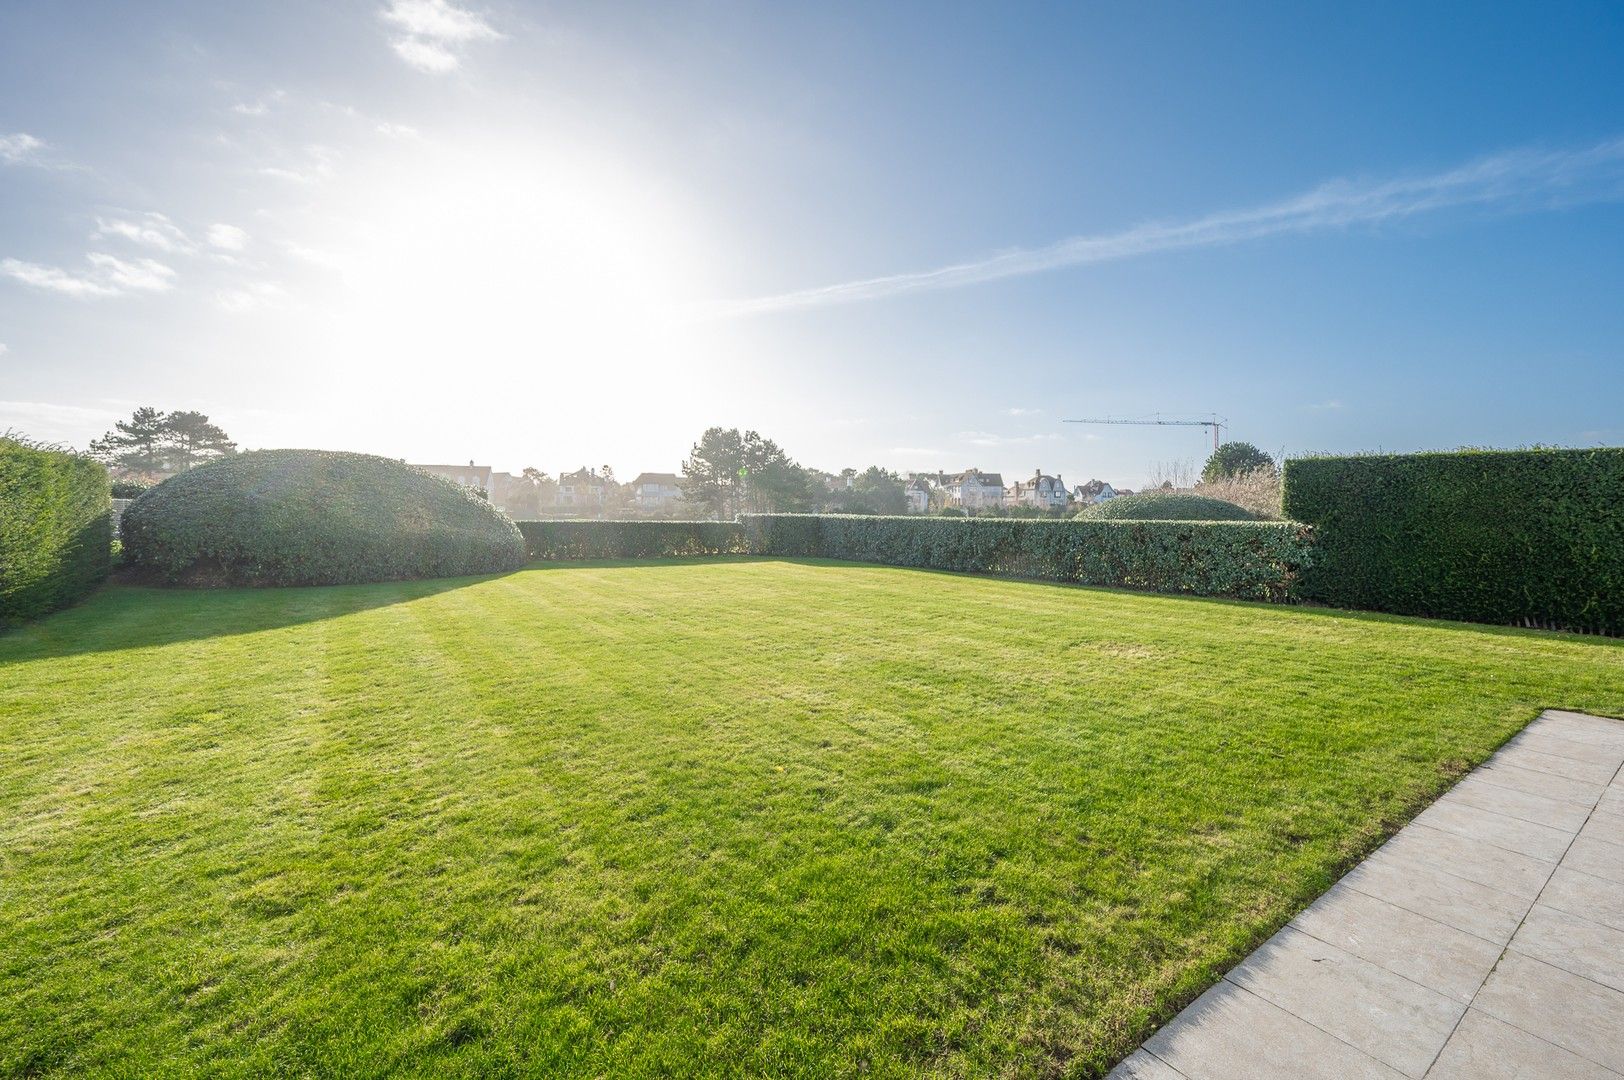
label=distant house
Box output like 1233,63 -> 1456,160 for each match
904,476 -> 932,513
557,467 -> 607,512
629,472 -> 684,511
942,469 -> 1005,510
1012,469 -> 1069,511
485,471 -> 535,514
412,461 -> 493,495
1072,478 -> 1120,505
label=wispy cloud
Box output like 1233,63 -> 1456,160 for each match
711,136 -> 1624,318
0,343 -> 9,357
258,145 -> 336,185
0,132 -> 46,165
1003,406 -> 1043,417
890,446 -> 947,458
1,253 -> 176,298
958,430 -> 1063,448
381,0 -> 501,73
1306,399 -> 1344,411
231,90 -> 286,117
214,281 -> 285,313
95,212 -> 193,254
206,224 -> 250,252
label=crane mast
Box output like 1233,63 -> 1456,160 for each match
1063,414 -> 1226,452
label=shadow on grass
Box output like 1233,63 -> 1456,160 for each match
0,572 -> 507,663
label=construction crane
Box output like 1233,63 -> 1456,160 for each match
1063,414 -> 1227,452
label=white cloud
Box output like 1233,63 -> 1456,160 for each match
0,133 -> 45,165
375,120 -> 422,140
1,253 -> 176,298
280,240 -> 344,269
207,224 -> 250,251
259,145 -> 336,185
890,446 -> 947,458
231,90 -> 286,117
95,212 -> 193,253
0,400 -> 124,446
391,37 -> 461,73
0,343 -> 8,357
381,0 -> 500,73
214,281 -> 286,313
958,430 -> 1064,448
1003,406 -> 1043,416
1306,399 -> 1344,411
713,135 -> 1624,317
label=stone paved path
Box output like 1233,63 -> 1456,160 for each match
1110,710 -> 1624,1080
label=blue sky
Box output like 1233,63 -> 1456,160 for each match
3,2 -> 1623,485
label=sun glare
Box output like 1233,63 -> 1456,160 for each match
317,138 -> 716,407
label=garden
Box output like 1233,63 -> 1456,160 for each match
2,444 -> 1622,1077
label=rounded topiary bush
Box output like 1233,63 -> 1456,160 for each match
1077,492 -> 1259,521
122,449 -> 527,586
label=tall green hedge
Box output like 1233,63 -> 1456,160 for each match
517,520 -> 748,560
0,438 -> 112,625
740,514 -> 1313,601
1282,448 -> 1624,633
1078,492 -> 1258,521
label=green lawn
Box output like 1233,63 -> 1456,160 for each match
3,560 -> 1622,1078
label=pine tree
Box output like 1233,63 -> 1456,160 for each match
162,411 -> 238,471
88,406 -> 170,474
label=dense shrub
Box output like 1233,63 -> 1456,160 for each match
111,479 -> 152,499
122,449 -> 526,586
1078,492 -> 1260,521
518,520 -> 747,559
1,437 -> 112,624
741,514 -> 1312,601
1283,448 -> 1624,633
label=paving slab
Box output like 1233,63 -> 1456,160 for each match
1411,798 -> 1573,862
1445,775 -> 1593,831
1473,951 -> 1624,1070
1106,1049 -> 1188,1079
1339,844 -> 1534,943
1565,831 -> 1624,883
1372,822 -> 1556,900
1289,882 -> 1505,1002
1424,1008 -> 1618,1080
1139,979 -> 1406,1080
1510,904 -> 1624,994
1490,743 -> 1620,785
1109,710 -> 1624,1078
1474,760 -> 1607,805
1540,866 -> 1624,933
1224,925 -> 1465,1076
1504,728 -> 1624,766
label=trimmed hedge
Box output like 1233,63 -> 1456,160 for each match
1283,448 -> 1624,633
740,514 -> 1313,601
1079,492 -> 1258,521
518,520 -> 748,560
1,438 -> 112,625
122,449 -> 526,586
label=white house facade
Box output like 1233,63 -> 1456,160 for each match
943,469 -> 1006,510
1013,470 -> 1069,511
629,472 -> 685,511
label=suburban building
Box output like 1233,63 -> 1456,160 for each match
628,472 -> 685,511
1072,479 -> 1120,504
904,476 -> 932,513
942,469 -> 1006,510
1011,470 -> 1069,511
412,461 -> 493,494
557,467 -> 607,512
